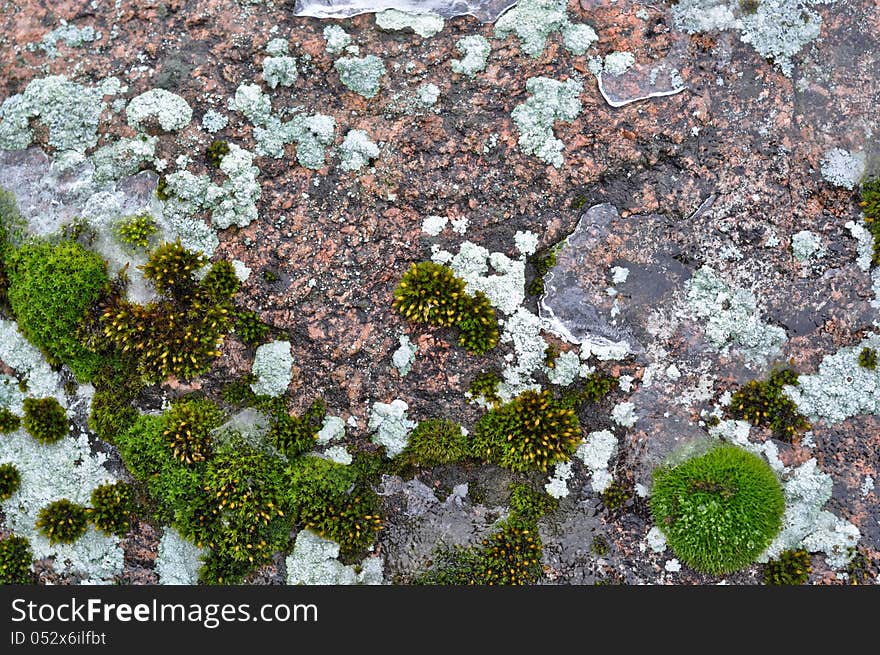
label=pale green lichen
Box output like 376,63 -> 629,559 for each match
685,265 -> 787,364
334,55 -> 387,98
90,135 -> 158,183
545,350 -> 581,386
29,21 -> 101,58
451,35 -> 491,77
820,147 -> 866,190
368,399 -> 416,457
575,429 -> 618,492
603,51 -> 635,76
510,76 -> 582,168
127,89 -> 193,132
417,83 -> 440,106
339,129 -> 379,171
265,37 -> 289,56
228,83 -> 273,125
323,25 -> 352,55
155,528 -> 204,585
250,340 -> 294,398
494,0 -> 568,58
791,230 -> 825,263
375,9 -> 444,38
263,56 -> 299,89
201,109 -> 228,133
561,23 -> 598,56
316,416 -> 346,445
286,530 -> 384,585
392,334 -> 417,377
0,75 -> 113,153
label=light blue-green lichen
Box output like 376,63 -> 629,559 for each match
339,129 -> 379,171
368,399 -> 416,457
375,9 -> 445,38
250,340 -> 294,398
286,530 -> 384,585
334,55 -> 387,98
791,230 -> 825,263
90,135 -> 158,183
316,416 -> 346,445
201,109 -> 228,133
392,334 -> 417,377
451,35 -> 492,77
432,240 -> 526,315
575,429 -> 618,492
263,56 -> 299,89
603,51 -> 635,76
510,76 -> 582,168
0,75 -> 113,153
545,350 -> 581,386
127,89 -> 193,133
820,147 -> 866,190
228,83 -> 273,125
29,20 -> 101,58
155,528 -> 205,585
323,25 -> 352,55
685,265 -> 787,364
561,23 -> 598,56
417,83 -> 440,105
265,37 -> 289,56
494,0 -> 568,58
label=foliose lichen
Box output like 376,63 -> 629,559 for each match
451,35 -> 492,77
375,9 -> 445,38
334,55 -> 387,99
339,129 -> 379,171
250,340 -> 294,398
127,89 -> 193,133
510,76 -> 582,168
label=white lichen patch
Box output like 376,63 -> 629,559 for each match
545,350 -> 581,386
155,528 -> 205,585
262,55 -> 299,89
375,9 -> 444,38
576,429 -> 618,492
791,230 -> 825,263
801,511 -> 861,569
494,0 -> 594,59
451,35 -> 492,77
320,444 -> 353,465
202,109 -> 228,133
0,75 -> 115,153
286,530 -> 384,585
334,55 -> 387,98
316,416 -> 346,445
339,129 -> 379,171
368,399 -> 416,457
820,147 -> 866,190
392,334 -> 417,377
513,230 -> 540,257
323,25 -> 352,55
610,402 -> 638,428
511,76 -> 582,168
646,526 -> 668,553
29,20 -> 101,58
783,334 -> 880,423
497,308 -> 546,401
127,89 -> 193,133
421,215 -> 448,236
0,429 -> 122,581
603,51 -> 635,76
0,320 -> 64,402
417,83 -> 440,106
685,265 -> 787,364
545,461 -> 574,498
250,340 -> 294,397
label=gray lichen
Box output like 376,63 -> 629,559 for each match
334,55 -> 387,98
339,129 -> 379,171
510,76 -> 582,168
127,89 -> 193,133
375,9 -> 445,38
451,35 -> 491,77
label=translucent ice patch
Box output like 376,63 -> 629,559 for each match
294,0 -> 517,22
597,57 -> 687,108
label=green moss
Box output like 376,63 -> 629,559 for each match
859,178 -> 880,266
527,246 -> 559,297
233,309 -> 269,346
858,347 -> 878,370
468,370 -> 501,405
156,176 -> 170,201
456,291 -> 499,355
261,269 -> 279,283
393,261 -> 466,328
114,213 -> 157,251
22,397 -> 68,444
473,389 -> 580,473
557,372 -> 616,410
396,418 -> 470,468
198,550 -> 253,585
650,444 -> 785,575
544,343 -> 559,368
0,408 -> 20,433
36,498 -> 90,544
222,375 -> 259,407
205,139 -> 230,168
416,518 -> 542,585
0,534 -> 33,584
89,482 -> 135,537
101,243 -> 236,383
763,548 -> 811,585
729,368 -> 810,441
600,481 -> 631,512
6,239 -> 110,381
508,482 -> 556,522
162,397 -> 225,465
200,260 -> 241,303
591,535 -> 609,556
267,398 -> 325,459
287,456 -> 382,557
0,462 -> 21,500
87,364 -> 141,443
844,546 -> 878,585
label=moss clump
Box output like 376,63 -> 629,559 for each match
221,375 -> 259,407
508,482 -> 556,522
89,482 -> 135,537
162,397 -> 225,465
267,398 -> 325,459
114,213 -> 157,251
87,363 -> 142,443
287,456 -> 382,557
473,390 -> 580,473
6,239 -> 109,381
591,535 -> 609,556
0,462 -> 22,500
729,368 -> 810,441
845,546 -> 878,585
206,139 -> 230,168
650,444 -> 785,575
200,260 -> 241,303
0,408 -> 20,433
233,310 -> 269,346
468,370 -> 501,405
397,418 -> 470,468
557,372 -> 616,410
416,518 -> 542,585
858,347 -> 878,370
0,534 -> 33,584
527,246 -> 558,297
859,177 -> 880,266
156,176 -> 170,201
393,261 -> 498,355
36,499 -> 90,544
763,548 -> 811,585
22,397 -> 68,444
100,242 -> 236,382
600,481 -> 631,512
